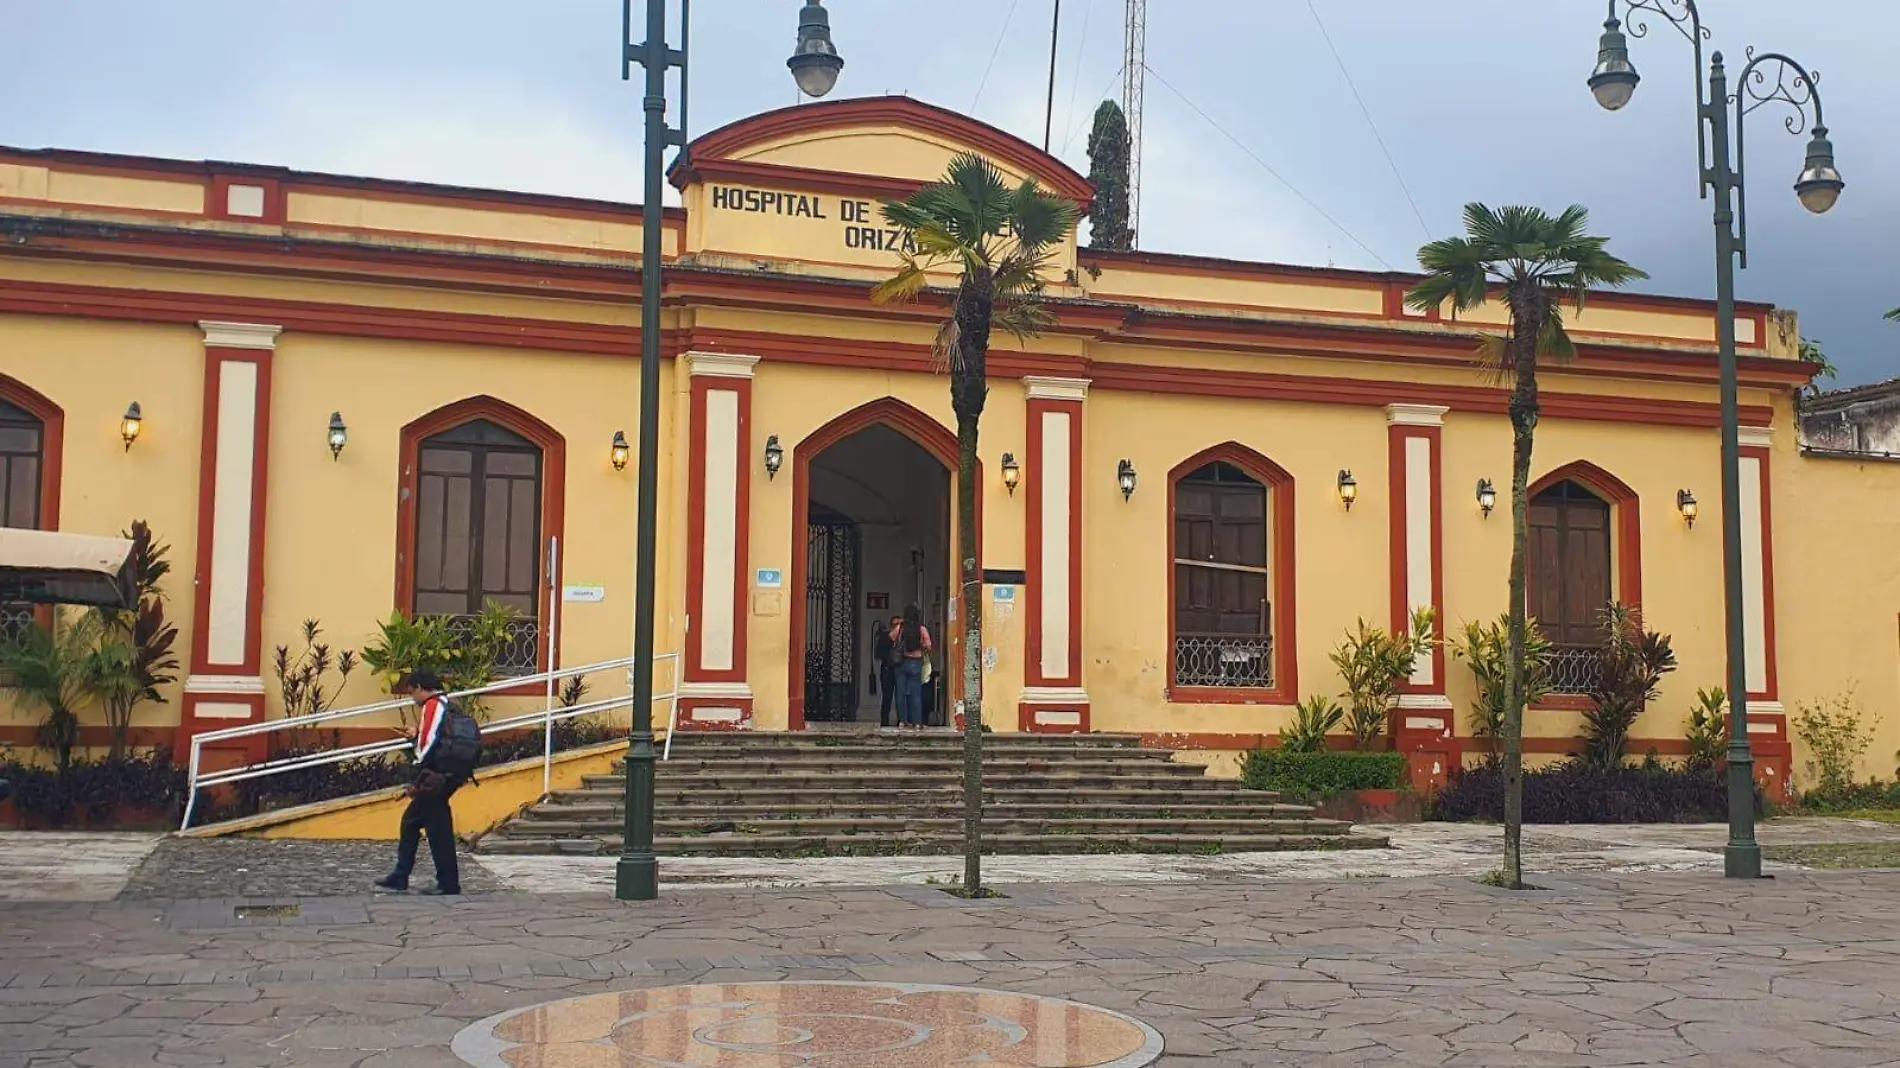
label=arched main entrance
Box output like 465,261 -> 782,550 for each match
787,399 -> 978,730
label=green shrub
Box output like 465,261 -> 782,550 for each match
1581,604 -> 1677,768
1684,686 -> 1727,773
1279,695 -> 1344,754
1242,749 -> 1407,799
1329,607 -> 1437,751
1452,615 -> 1552,760
1792,690 -> 1877,798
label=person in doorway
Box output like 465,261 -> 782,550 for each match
890,604 -> 933,728
872,614 -> 903,727
376,669 -> 478,895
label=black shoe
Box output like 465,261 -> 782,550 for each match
418,886 -> 460,896
374,876 -> 407,892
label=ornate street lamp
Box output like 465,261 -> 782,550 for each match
328,412 -> 349,460
119,402 -> 143,451
1000,452 -> 1021,496
614,0 -> 844,902
1589,0 -> 1844,879
1476,478 -> 1497,518
1116,459 -> 1137,501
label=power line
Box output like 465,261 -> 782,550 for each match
1305,0 -> 1433,238
1061,0 -> 1095,147
1060,63 -> 1124,156
972,0 -> 1025,112
1144,62 -> 1394,269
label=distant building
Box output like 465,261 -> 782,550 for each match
1801,377 -> 1900,456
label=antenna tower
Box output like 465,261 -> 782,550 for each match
1122,0 -> 1146,246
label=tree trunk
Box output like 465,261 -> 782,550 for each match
1502,285 -> 1547,891
956,411 -> 984,895
950,272 -> 993,898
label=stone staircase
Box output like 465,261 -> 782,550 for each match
476,731 -> 1386,857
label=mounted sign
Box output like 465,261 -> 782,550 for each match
562,585 -> 606,603
867,591 -> 889,610
991,585 -> 1016,603
756,569 -> 784,589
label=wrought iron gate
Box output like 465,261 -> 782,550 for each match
803,510 -> 861,722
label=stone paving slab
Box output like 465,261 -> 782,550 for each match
2,870 -> 1900,1065
116,838 -> 505,900
0,832 -> 161,902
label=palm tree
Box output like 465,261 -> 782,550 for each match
872,153 -> 1077,897
1406,204 -> 1645,889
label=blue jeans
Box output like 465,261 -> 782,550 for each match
896,657 -> 925,726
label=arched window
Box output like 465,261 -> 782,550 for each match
1529,479 -> 1613,694
397,400 -> 565,678
1168,445 -> 1297,703
0,396 -> 47,642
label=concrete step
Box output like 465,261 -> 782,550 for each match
591,773 -> 1240,792
636,756 -> 1202,775
477,832 -> 1386,857
551,786 -> 1292,808
508,816 -> 1353,838
668,732 -> 1147,749
525,801 -> 1319,821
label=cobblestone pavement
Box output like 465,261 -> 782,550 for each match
117,839 -> 504,900
3,869 -> 1900,1066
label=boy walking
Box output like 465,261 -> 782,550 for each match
376,669 -> 477,895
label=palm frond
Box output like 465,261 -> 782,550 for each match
1887,307 -> 1900,322
1538,311 -> 1579,364
870,262 -> 931,306
930,317 -> 962,376
1472,333 -> 1511,385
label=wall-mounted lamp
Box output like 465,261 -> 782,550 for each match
1476,478 -> 1496,518
1337,469 -> 1358,511
327,412 -> 348,460
610,430 -> 630,472
119,402 -> 143,451
1677,488 -> 1698,528
764,434 -> 784,480
1001,452 -> 1021,496
1116,459 -> 1137,501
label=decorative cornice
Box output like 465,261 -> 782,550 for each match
198,321 -> 281,350
1023,376 -> 1090,402
1385,403 -> 1449,427
1739,426 -> 1774,448
685,351 -> 760,379
183,675 -> 267,695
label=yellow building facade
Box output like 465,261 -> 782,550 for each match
1,97 -> 1890,796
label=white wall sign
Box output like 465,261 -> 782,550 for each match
756,569 -> 784,589
562,585 -> 607,603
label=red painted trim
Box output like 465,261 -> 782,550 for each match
0,145 -> 688,225
1090,360 -> 1778,430
0,271 -> 1806,395
1527,459 -> 1644,611
394,396 -> 566,675
1744,444 -> 1779,701
680,97 -> 1094,205
1388,424 -> 1447,694
683,372 -> 752,685
0,372 -> 62,532
785,398 -> 977,730
174,692 -> 267,764
1166,442 -> 1298,706
1017,702 -> 1091,734
676,697 -> 756,732
186,345 -> 273,678
209,175 -> 285,225
1023,397 -> 1084,688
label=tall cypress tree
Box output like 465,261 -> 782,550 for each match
1086,100 -> 1133,251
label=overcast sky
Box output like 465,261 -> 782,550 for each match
3,1 -> 1895,385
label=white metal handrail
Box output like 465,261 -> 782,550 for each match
180,653 -> 679,830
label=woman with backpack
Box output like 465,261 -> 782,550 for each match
889,604 -> 932,729
376,669 -> 479,895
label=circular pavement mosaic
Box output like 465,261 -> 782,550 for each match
450,981 -> 1165,1068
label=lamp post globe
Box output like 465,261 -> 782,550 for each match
1794,127 -> 1845,214
1589,17 -> 1641,111
788,0 -> 844,99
